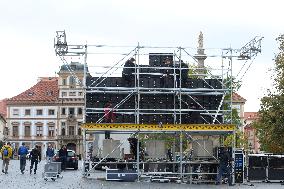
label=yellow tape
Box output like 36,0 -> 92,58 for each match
81,123 -> 235,131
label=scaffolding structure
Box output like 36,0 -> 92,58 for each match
54,31 -> 263,184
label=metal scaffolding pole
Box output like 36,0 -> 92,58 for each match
83,44 -> 88,176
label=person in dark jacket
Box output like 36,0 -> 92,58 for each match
46,144 -> 55,162
122,58 -> 136,87
59,145 -> 68,170
216,147 -> 234,186
18,142 -> 28,174
29,145 -> 41,174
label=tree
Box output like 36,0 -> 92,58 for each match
253,34 -> 284,153
223,108 -> 248,149
223,77 -> 248,148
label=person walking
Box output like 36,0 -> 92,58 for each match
0,142 -> 13,174
29,145 -> 41,174
18,142 -> 28,174
46,144 -> 55,162
59,145 -> 67,171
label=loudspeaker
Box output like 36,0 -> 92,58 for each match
86,77 -> 224,124
149,53 -> 173,67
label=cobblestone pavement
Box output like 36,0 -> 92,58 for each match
0,160 -> 283,189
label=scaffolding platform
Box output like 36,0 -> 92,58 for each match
82,123 -> 235,132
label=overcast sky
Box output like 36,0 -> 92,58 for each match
0,0 -> 283,112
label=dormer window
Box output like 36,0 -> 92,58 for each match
46,91 -> 53,96
27,92 -> 34,96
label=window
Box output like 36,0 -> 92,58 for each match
78,128 -> 82,135
12,126 -> 18,137
48,109 -> 55,115
36,109 -> 43,115
36,126 -> 43,136
62,92 -> 67,97
78,92 -> 83,96
25,126 -> 31,137
69,108 -> 75,115
48,126 -> 55,137
13,109 -> 19,116
62,78 -> 66,85
69,76 -> 76,85
69,126 -> 75,135
61,128 -> 65,136
61,122 -> 66,136
27,92 -> 34,96
69,92 -> 76,96
61,108 -> 66,115
61,122 -> 66,127
68,151 -> 75,157
78,108 -> 83,115
25,109 -> 31,116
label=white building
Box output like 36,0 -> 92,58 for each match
6,62 -> 91,157
6,77 -> 59,156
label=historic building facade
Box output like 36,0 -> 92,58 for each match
5,62 -> 89,157
57,62 -> 87,155
6,77 -> 58,155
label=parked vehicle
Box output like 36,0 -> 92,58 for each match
53,150 -> 78,170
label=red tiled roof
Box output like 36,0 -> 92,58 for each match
232,92 -> 246,102
244,112 -> 258,120
0,98 -> 7,118
7,77 -> 58,103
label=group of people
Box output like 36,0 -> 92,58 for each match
0,142 -> 56,174
1,141 -> 234,185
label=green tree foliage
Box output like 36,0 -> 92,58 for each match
188,64 -> 208,78
253,34 -> 284,153
223,77 -> 247,148
223,109 -> 248,149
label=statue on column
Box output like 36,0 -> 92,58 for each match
198,31 -> 204,49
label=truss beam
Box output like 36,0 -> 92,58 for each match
82,123 -> 235,131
